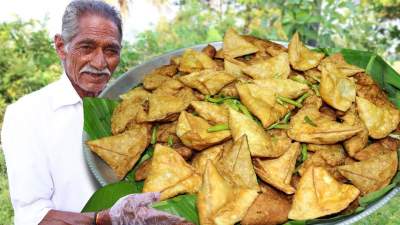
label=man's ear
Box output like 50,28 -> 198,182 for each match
54,34 -> 67,60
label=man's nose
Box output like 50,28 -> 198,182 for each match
90,48 -> 107,70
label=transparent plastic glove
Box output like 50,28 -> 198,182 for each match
109,192 -> 194,225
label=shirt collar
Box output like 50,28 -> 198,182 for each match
50,73 -> 82,111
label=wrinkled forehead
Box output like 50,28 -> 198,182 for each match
73,13 -> 121,47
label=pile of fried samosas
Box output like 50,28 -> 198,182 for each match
87,28 -> 400,225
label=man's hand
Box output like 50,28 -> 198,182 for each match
40,192 -> 193,225
106,192 -> 194,225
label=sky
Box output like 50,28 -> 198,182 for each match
0,0 -> 177,41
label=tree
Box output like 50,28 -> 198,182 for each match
0,19 -> 62,127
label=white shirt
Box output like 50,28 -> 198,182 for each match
1,74 -> 99,225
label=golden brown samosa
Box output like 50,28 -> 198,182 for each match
242,183 -> 291,225
191,144 -> 226,175
119,86 -> 150,101
319,62 -> 356,111
318,53 -> 364,77
252,79 -> 309,99
111,87 -> 150,134
298,144 -> 346,180
356,96 -> 400,139
242,52 -> 291,79
267,129 -> 292,157
288,166 -> 360,220
87,125 -> 150,180
179,48 -> 217,73
242,35 -> 287,57
236,82 -> 294,128
288,32 -> 325,71
224,59 -> 245,78
341,105 -> 369,157
228,108 -> 278,157
178,70 -> 236,95
353,143 -> 392,161
142,144 -> 201,200
197,161 -> 259,225
217,135 -> 259,190
136,92 -> 187,122
288,102 -> 362,144
191,101 -> 229,125
176,111 -> 231,150
254,142 -> 301,194
223,28 -> 259,59
338,151 -> 398,195
143,73 -> 174,90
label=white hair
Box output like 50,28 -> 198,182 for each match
61,0 -> 122,50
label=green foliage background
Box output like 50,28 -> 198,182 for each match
0,0 -> 399,223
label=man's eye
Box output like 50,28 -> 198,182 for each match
80,45 -> 94,52
105,48 -> 120,55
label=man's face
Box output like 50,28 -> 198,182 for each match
55,14 -> 121,97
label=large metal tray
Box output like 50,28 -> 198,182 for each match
83,42 -> 399,224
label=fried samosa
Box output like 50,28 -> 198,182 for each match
288,166 -> 360,220
242,184 -> 291,225
224,59 -> 245,78
253,78 -> 309,99
288,102 -> 362,144
178,70 -> 236,95
341,105 -> 369,157
111,87 -> 150,134
191,143 -> 226,175
191,101 -> 229,125
197,161 -> 259,225
353,143 -> 393,161
176,111 -> 231,150
228,108 -> 278,157
356,96 -> 400,139
217,135 -> 259,190
119,86 -> 150,101
236,82 -> 295,128
254,142 -> 301,194
242,35 -> 287,57
179,48 -> 218,73
143,73 -> 174,90
87,125 -> 151,180
318,53 -> 364,77
338,151 -> 398,195
142,144 -> 201,200
288,32 -> 325,71
137,85 -> 196,122
156,121 -> 179,143
136,93 -> 185,122
223,28 -> 259,59
320,62 -> 356,111
267,129 -> 293,157
299,144 -> 346,180
242,52 -> 290,79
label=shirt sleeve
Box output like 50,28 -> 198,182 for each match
1,103 -> 55,225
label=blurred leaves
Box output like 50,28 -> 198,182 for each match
0,19 -> 62,127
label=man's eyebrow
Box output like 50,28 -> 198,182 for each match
76,38 -> 96,45
76,38 -> 121,49
107,43 -> 121,49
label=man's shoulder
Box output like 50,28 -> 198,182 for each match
1,81 -> 62,145
6,80 -> 61,116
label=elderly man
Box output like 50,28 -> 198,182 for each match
1,1 -> 192,225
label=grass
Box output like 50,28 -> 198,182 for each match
0,148 -> 13,225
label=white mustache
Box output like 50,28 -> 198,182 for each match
79,65 -> 111,76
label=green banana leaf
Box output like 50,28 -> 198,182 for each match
83,97 -> 119,140
82,47 -> 400,225
81,181 -> 140,212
